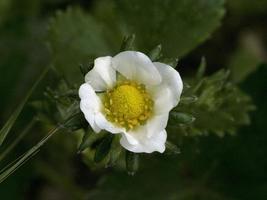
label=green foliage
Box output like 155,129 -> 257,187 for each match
165,141 -> 181,154
159,57 -> 179,68
148,44 -> 162,61
78,130 -> 105,153
94,134 -> 114,163
0,0 -> 49,115
0,111 -> 81,184
120,34 -> 136,51
0,66 -> 50,146
31,78 -> 83,128
125,151 -> 139,175
0,126 -> 60,184
47,7 -> 120,83
79,132 -> 124,170
47,0 -> 225,83
103,0 -> 225,57
170,63 -> 255,138
0,118 -> 36,162
108,136 -> 123,167
170,112 -> 196,125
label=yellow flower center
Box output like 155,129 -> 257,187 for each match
104,81 -> 153,130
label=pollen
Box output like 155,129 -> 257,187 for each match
103,81 -> 153,130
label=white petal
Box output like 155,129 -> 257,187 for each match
85,56 -> 116,91
120,113 -> 169,151
84,71 -> 106,91
87,115 -> 101,133
120,129 -> 167,153
79,83 -> 102,132
149,84 -> 174,114
122,132 -> 139,145
94,113 -> 125,134
120,135 -> 141,152
147,129 -> 167,153
120,125 -> 148,152
112,51 -> 161,85
153,62 -> 183,107
79,83 -> 101,111
146,114 -> 169,138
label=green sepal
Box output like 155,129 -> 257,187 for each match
170,112 -> 196,125
125,151 -> 139,175
160,58 -> 178,68
165,141 -> 181,154
179,96 -> 198,105
79,62 -> 94,76
61,112 -> 87,132
78,130 -> 106,153
94,134 -> 114,163
120,34 -> 136,51
196,56 -> 207,79
107,135 -> 122,167
149,44 -> 162,61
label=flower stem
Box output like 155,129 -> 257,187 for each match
0,116 -> 74,184
0,118 -> 37,163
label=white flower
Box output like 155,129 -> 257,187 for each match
79,51 -> 183,153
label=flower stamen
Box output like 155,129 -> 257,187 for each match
103,81 -> 153,130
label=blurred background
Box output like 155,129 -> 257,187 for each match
0,0 -> 267,199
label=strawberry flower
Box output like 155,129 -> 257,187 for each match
79,51 -> 183,153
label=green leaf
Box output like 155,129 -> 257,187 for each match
0,112 -> 80,183
125,151 -> 139,175
47,7 -> 119,83
0,118 -> 36,162
94,134 -> 114,163
112,0 -> 225,57
176,69 -> 255,137
0,66 -> 50,146
0,125 -> 60,184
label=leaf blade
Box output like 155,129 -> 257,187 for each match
0,125 -> 60,184
0,66 -> 50,146
113,0 -> 225,57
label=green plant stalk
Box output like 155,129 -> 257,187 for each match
0,111 -> 82,184
0,118 -> 36,162
0,65 -> 51,146
0,124 -> 61,184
